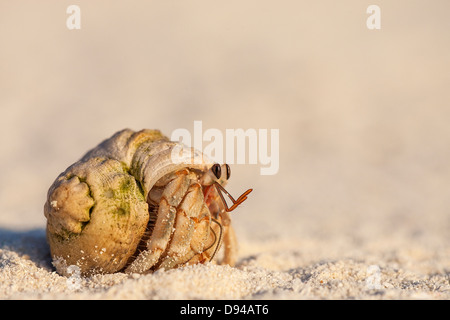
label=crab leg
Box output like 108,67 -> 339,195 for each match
125,169 -> 190,273
158,182 -> 211,269
221,224 -> 237,266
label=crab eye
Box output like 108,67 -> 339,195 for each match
211,163 -> 221,179
225,164 -> 231,180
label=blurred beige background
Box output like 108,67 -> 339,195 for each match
1,0 -> 449,251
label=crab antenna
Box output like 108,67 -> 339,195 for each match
209,218 -> 223,261
214,182 -> 253,212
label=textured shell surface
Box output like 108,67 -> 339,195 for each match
44,129 -> 225,276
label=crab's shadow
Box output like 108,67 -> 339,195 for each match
0,227 -> 53,270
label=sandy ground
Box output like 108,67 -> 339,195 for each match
1,1 -> 449,299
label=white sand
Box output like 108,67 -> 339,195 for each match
1,1 -> 449,299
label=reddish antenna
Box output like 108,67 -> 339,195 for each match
214,183 -> 253,212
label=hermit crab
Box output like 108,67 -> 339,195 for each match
44,129 -> 252,276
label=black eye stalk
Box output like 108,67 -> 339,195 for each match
211,163 -> 222,179
211,163 -> 231,180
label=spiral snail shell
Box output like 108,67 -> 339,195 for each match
44,129 -> 252,276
